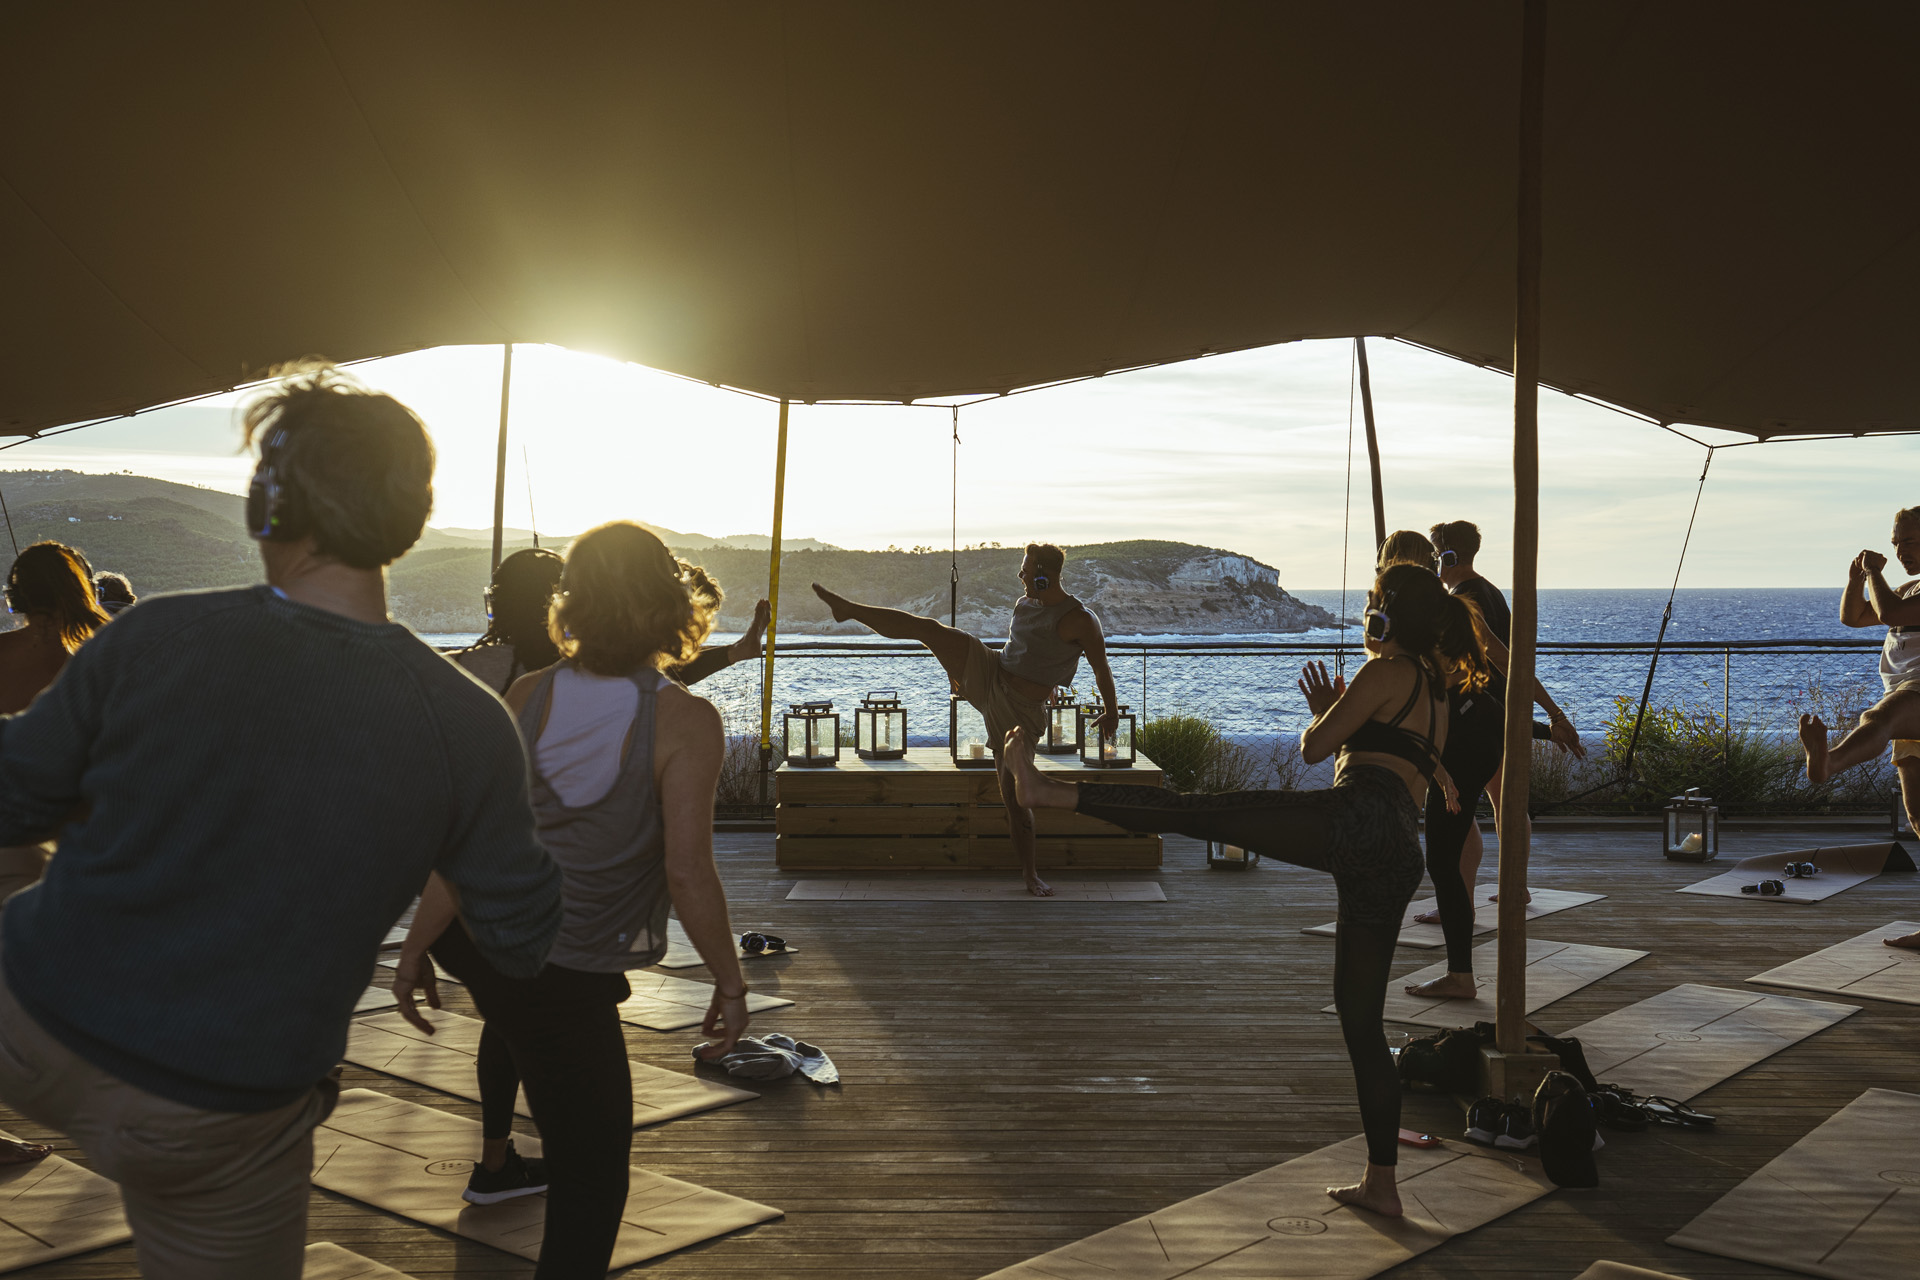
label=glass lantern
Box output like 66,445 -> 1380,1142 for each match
1040,690 -> 1080,755
854,690 -> 907,760
1078,704 -> 1136,769
948,696 -> 995,769
1208,841 -> 1259,870
1663,788 -> 1718,861
782,700 -> 841,768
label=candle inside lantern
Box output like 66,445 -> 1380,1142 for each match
968,741 -> 985,760
1102,740 -> 1117,759
1677,831 -> 1703,854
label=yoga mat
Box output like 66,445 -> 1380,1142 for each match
1747,921 -> 1920,1006
355,985 -> 398,1015
620,972 -> 794,1032
656,918 -> 799,970
0,1132 -> 130,1273
1350,938 -> 1648,1029
1573,1265 -> 1690,1280
344,1008 -> 757,1126
978,1134 -> 1552,1280
1301,887 -> 1605,948
304,1242 -> 415,1279
1561,983 -> 1857,1101
788,876 -> 1166,902
1668,1087 -> 1920,1279
311,1090 -> 781,1267
1677,841 -> 1913,903
375,957 -> 461,985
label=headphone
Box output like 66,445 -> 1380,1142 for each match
1364,588 -> 1396,642
1033,574 -> 1050,592
245,427 -> 303,542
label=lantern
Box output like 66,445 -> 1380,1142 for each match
948,696 -> 994,768
854,690 -> 908,760
1663,788 -> 1718,861
1078,704 -> 1136,769
782,700 -> 841,768
1207,841 -> 1259,870
1040,690 -> 1081,755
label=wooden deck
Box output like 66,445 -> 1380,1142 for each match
6,827 -> 1917,1278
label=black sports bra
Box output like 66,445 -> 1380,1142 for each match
1342,660 -> 1445,780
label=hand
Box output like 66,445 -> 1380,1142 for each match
1096,707 -> 1119,739
730,599 -> 772,663
391,949 -> 441,1035
696,989 -> 751,1059
1858,550 -> 1888,576
1440,775 -> 1461,815
1548,717 -> 1586,759
1297,661 -> 1345,717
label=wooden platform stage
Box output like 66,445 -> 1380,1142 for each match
5,828 -> 1915,1278
774,746 -> 1164,871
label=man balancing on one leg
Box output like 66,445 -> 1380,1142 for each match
813,543 -> 1118,897
1803,506 -> 1920,951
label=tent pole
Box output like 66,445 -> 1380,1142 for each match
490,343 -> 514,574
1496,0 -> 1546,1060
758,398 -> 791,805
1355,337 -> 1386,551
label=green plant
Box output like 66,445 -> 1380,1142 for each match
1136,714 -> 1258,793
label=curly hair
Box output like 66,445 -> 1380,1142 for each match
1373,563 -> 1493,693
240,361 -> 435,568
7,542 -> 110,654
550,522 -> 722,676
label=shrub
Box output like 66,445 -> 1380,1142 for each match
1137,714 -> 1258,793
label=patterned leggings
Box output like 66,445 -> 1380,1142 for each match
1074,764 -> 1425,1166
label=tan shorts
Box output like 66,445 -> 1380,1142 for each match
1894,740 -> 1920,763
958,635 -> 1048,751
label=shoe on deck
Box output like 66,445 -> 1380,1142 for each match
1465,1096 -> 1503,1146
463,1142 -> 550,1205
1495,1101 -> 1539,1151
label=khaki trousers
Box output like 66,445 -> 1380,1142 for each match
0,952 -> 332,1279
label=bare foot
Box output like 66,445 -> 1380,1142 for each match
1411,909 -> 1442,925
1800,713 -> 1832,783
1002,729 -> 1078,810
0,1139 -> 51,1165
1488,891 -> 1533,905
1405,972 -> 1477,999
1328,1162 -> 1402,1217
1026,873 -> 1055,898
1886,931 -> 1920,950
811,583 -> 854,623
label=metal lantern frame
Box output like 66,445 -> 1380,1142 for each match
853,689 -> 908,760
948,695 -> 995,769
1078,703 -> 1137,769
782,700 -> 842,768
1207,841 -> 1259,870
1040,690 -> 1081,755
1662,787 -> 1718,861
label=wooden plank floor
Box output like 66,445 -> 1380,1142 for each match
5,828 -> 1916,1278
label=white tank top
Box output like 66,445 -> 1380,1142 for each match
533,667 -> 641,806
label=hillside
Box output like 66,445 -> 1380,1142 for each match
0,470 -> 1337,636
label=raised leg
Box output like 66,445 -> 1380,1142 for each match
813,584 -> 974,683
1805,689 -> 1920,782
1326,920 -> 1404,1216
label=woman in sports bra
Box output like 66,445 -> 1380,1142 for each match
395,522 -> 751,1279
1003,564 -> 1492,1219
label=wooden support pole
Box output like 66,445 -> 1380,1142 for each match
489,343 -> 514,574
1495,0 -> 1546,1057
1355,337 -> 1387,552
758,398 -> 792,802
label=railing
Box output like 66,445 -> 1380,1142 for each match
709,636 -> 1895,820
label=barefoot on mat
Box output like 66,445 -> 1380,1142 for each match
1328,1165 -> 1403,1217
1405,972 -> 1477,999
1411,908 -> 1443,925
0,1139 -> 51,1166
1886,930 -> 1920,950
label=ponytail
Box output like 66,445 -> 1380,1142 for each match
1433,594 -> 1494,692
6,543 -> 110,655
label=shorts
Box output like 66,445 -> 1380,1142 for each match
1895,740 -> 1920,763
957,635 -> 1048,750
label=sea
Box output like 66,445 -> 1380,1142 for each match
429,587 -> 1889,748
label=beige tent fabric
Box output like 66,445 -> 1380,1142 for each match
3,3 -> 1916,434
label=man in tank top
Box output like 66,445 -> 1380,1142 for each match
1810,507 -> 1920,951
813,543 -> 1119,896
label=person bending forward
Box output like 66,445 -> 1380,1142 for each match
1004,564 -> 1491,1216
1804,507 -> 1920,950
813,542 -> 1118,896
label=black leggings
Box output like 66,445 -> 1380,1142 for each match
1424,692 -> 1505,974
432,922 -> 634,1280
1074,766 -> 1423,1167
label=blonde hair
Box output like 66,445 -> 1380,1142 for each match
550,522 -> 722,676
6,543 -> 110,654
1377,529 -> 1436,572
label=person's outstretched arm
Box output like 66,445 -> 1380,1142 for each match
666,599 -> 772,687
1062,610 -> 1121,735
654,683 -> 750,1057
1466,613 -> 1584,758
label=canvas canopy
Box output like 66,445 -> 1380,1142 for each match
3,2 -> 1915,436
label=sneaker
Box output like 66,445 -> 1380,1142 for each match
1465,1096 -> 1504,1146
462,1142 -> 549,1205
1495,1100 -> 1538,1151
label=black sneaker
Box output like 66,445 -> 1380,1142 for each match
462,1141 -> 549,1205
1495,1100 -> 1538,1151
1465,1096 -> 1503,1146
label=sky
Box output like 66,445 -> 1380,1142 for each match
3,337 -> 1913,589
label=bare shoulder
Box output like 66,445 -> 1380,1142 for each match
655,680 -> 723,745
503,669 -> 544,714
1059,604 -> 1104,642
